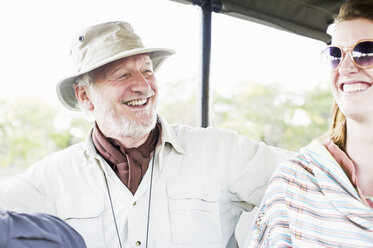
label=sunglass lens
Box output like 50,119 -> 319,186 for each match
322,46 -> 342,70
353,41 -> 373,68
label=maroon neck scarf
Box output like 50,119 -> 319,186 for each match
92,121 -> 160,195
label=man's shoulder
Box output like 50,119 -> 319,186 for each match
169,123 -> 238,138
46,141 -> 84,158
34,141 -> 86,168
165,123 -> 266,155
159,116 -> 240,143
5,142 -> 88,196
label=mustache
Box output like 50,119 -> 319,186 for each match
120,91 -> 155,103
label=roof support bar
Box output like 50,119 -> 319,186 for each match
198,0 -> 212,127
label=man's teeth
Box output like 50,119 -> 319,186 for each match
126,99 -> 147,106
343,83 -> 370,93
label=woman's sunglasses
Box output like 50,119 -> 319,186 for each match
321,39 -> 373,71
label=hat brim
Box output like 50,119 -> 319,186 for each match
56,47 -> 175,111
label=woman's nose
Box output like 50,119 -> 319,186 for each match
338,53 -> 359,76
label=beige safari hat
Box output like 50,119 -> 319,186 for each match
57,21 -> 175,111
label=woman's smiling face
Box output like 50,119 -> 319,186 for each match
330,18 -> 373,123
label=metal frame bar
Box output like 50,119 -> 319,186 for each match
199,0 -> 212,127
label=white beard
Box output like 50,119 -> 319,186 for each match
103,106 -> 157,139
91,88 -> 157,140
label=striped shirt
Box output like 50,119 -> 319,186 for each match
246,140 -> 373,248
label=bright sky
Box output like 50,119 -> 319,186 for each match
0,0 -> 329,103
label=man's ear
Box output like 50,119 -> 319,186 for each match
74,84 -> 94,111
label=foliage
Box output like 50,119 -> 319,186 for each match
160,80 -> 333,151
158,78 -> 197,126
0,98 -> 91,168
211,82 -> 333,151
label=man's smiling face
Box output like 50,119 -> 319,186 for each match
89,53 -> 158,139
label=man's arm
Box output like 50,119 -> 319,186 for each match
227,133 -> 293,207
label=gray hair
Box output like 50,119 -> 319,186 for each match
74,72 -> 93,88
74,72 -> 95,120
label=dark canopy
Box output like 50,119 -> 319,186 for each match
172,0 -> 346,43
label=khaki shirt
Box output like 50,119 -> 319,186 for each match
0,117 -> 291,248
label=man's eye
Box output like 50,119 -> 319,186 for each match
143,70 -> 153,76
119,73 -> 131,79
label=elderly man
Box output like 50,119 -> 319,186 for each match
0,21 -> 291,248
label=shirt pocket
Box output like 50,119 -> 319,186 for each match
167,182 -> 222,244
56,196 -> 105,248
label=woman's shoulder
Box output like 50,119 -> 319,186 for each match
274,151 -> 314,178
276,139 -> 330,174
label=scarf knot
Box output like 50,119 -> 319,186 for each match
92,122 -> 160,195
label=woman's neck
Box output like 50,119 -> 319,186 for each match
345,119 -> 373,195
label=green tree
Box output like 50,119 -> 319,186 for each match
158,78 -> 197,126
159,79 -> 333,151
212,82 -> 333,150
0,98 -> 91,168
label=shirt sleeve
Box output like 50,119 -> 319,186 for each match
227,133 -> 293,207
0,211 -> 86,248
0,160 -> 55,214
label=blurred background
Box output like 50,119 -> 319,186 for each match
0,0 -> 333,245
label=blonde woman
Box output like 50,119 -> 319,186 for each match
247,0 -> 373,247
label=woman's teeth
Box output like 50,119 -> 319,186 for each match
343,83 -> 369,93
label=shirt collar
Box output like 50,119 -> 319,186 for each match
307,139 -> 372,208
81,115 -> 186,165
321,139 -> 372,207
157,115 -> 186,155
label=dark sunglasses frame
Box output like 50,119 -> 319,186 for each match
321,39 -> 373,71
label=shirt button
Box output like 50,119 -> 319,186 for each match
135,241 -> 141,246
133,201 -> 136,206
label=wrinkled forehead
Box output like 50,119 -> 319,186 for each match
91,53 -> 152,81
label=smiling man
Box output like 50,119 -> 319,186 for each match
0,21 -> 291,248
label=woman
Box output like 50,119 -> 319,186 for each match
246,0 -> 373,247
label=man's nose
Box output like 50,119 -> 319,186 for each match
130,72 -> 151,92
